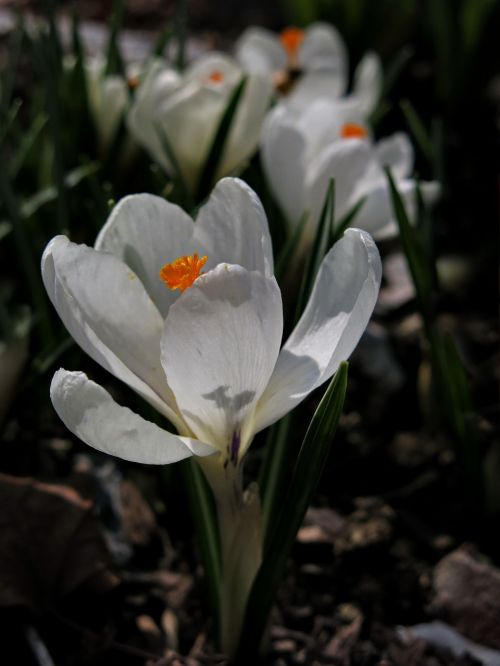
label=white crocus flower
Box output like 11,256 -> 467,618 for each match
42,176 -> 381,466
84,58 -> 130,152
236,23 -> 348,84
261,98 -> 440,243
235,23 -> 382,113
42,177 -> 381,655
127,54 -> 273,194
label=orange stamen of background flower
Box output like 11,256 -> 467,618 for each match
128,74 -> 140,90
280,27 -> 305,62
340,123 -> 369,140
206,70 -> 225,85
160,254 -> 208,292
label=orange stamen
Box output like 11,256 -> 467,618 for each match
127,74 -> 140,90
280,27 -> 305,60
160,253 -> 208,292
340,123 -> 369,140
206,70 -> 225,85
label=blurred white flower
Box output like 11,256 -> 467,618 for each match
235,23 -> 382,113
84,58 -> 130,152
127,54 -> 273,193
41,177 -> 381,470
261,99 -> 440,242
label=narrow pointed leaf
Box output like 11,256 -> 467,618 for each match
400,99 -> 434,167
258,413 -> 294,547
0,166 -> 52,347
275,212 -> 307,282
237,363 -> 349,662
105,0 -> 126,77
180,459 -> 221,630
430,332 -> 483,509
331,195 -> 367,244
155,123 -> 193,210
0,21 -> 23,115
294,179 -> 335,323
153,24 -> 174,57
9,114 -> 47,179
196,76 -> 247,202
33,32 -> 69,234
385,167 -> 433,325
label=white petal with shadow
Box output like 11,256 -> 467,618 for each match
42,236 -> 182,428
95,194 -> 194,317
51,369 -> 214,463
161,264 -> 283,455
235,27 -> 287,74
194,178 -> 274,276
254,229 -> 381,432
261,105 -> 307,228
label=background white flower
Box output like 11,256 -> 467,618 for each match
261,99 -> 440,242
236,22 -> 382,112
127,54 -> 272,193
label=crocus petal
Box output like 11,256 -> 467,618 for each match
297,99 -> 358,162
261,105 -> 307,228
216,71 -> 273,180
253,229 -> 381,432
95,179 -> 274,315
127,61 -> 182,176
375,132 -> 414,179
161,264 -> 283,455
155,84 -> 225,191
306,138 -> 372,232
95,194 -> 194,317
359,178 -> 441,241
184,52 -> 242,88
352,52 -> 383,116
286,71 -> 347,111
194,178 -> 274,276
235,27 -> 287,74
42,236 -> 182,428
299,22 -> 348,91
51,369 -> 214,464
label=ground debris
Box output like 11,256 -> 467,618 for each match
430,546 -> 500,650
333,498 -> 395,555
0,472 -> 118,611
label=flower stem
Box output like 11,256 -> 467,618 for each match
199,456 -> 262,659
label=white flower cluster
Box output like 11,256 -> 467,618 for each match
43,23 -> 439,654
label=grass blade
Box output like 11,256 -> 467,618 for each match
180,459 -> 221,632
155,123 -> 193,210
0,166 -> 53,347
9,114 -> 47,179
331,195 -> 367,244
258,413 -> 294,547
431,332 -> 483,510
195,77 -> 247,203
400,99 -> 435,167
105,0 -> 126,77
33,32 -> 69,235
274,212 -> 307,283
174,0 -> 188,70
260,182 -> 336,551
0,21 -> 23,115
385,167 -> 433,325
237,363 -> 349,662
294,179 -> 335,323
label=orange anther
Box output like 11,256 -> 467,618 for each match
280,27 -> 305,58
160,254 -> 208,292
127,74 -> 141,90
340,123 -> 369,140
206,70 -> 224,84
